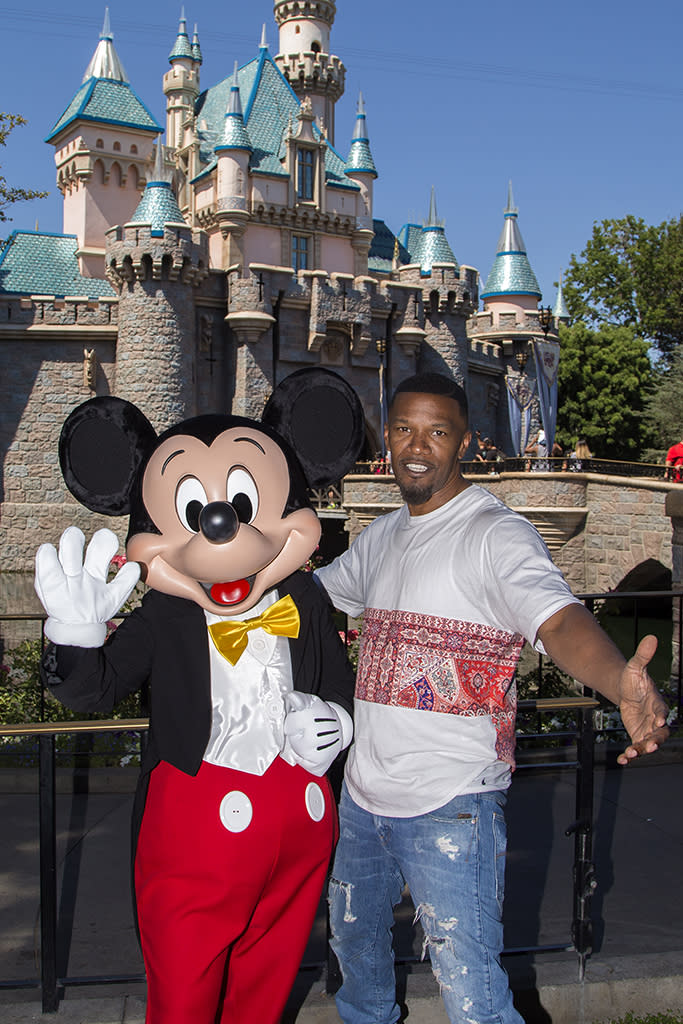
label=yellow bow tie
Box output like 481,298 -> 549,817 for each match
208,594 -> 300,666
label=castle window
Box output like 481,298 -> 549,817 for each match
113,141 -> 121,152
96,139 -> 104,149
297,149 -> 314,201
292,235 -> 309,271
130,144 -> 138,154
311,41 -> 321,53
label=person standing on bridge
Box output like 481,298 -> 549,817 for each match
665,435 -> 683,482
315,371 -> 669,1024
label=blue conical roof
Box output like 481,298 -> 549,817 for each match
191,24 -> 203,64
169,11 -> 194,62
216,63 -> 253,152
410,188 -> 458,274
129,143 -> 186,236
481,182 -> 541,299
46,12 -> 161,141
345,93 -> 377,178
553,271 -> 570,320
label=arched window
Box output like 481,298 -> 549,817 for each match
113,141 -> 121,152
130,144 -> 138,154
96,139 -> 104,149
311,41 -> 321,53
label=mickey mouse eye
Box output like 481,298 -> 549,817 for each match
226,468 -> 259,524
176,477 -> 208,533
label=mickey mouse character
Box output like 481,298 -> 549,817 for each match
35,368 -> 363,1024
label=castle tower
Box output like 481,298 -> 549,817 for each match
467,183 -> 558,453
480,182 -> 541,314
344,92 -> 377,275
273,0 -> 345,143
397,189 -> 476,391
164,11 -> 202,211
104,141 -> 209,430
215,62 -> 254,270
46,11 -> 162,278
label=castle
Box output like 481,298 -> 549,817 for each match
0,1 -> 566,571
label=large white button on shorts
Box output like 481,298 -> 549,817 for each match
219,791 -> 253,833
305,782 -> 326,822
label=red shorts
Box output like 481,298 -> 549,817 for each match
135,756 -> 337,1024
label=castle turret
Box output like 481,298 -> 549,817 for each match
46,11 -> 162,278
105,139 -> 208,429
215,62 -> 253,269
410,187 -> 458,277
553,270 -> 570,324
164,11 -> 201,152
480,182 -> 541,312
344,92 -> 377,274
273,0 -> 345,143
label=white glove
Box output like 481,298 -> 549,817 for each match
282,691 -> 353,777
35,527 -> 140,648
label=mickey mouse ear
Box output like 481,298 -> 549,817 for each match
262,368 -> 365,489
59,396 -> 158,515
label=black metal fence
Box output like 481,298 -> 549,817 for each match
0,589 -> 680,1012
352,458 -> 673,480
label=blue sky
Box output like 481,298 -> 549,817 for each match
2,0 -> 682,305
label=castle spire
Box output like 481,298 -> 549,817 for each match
480,182 -> 541,301
345,91 -> 377,177
82,8 -> 128,83
216,63 -> 253,151
191,23 -> 203,64
260,23 -> 268,49
412,187 -> 458,275
553,270 -> 570,322
129,143 -> 186,237
169,9 -> 194,62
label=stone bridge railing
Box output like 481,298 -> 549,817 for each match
337,469 -> 682,597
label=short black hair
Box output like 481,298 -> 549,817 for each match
390,373 -> 469,421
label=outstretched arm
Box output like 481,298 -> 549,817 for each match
536,603 -> 669,766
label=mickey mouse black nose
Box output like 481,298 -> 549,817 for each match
199,501 -> 239,544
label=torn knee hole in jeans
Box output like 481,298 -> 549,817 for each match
414,902 -> 460,964
329,877 -> 357,923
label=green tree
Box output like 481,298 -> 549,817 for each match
643,348 -> 683,456
556,322 -> 654,460
564,215 -> 683,364
0,112 -> 48,223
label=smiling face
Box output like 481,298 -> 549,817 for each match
385,391 -> 472,515
125,425 -> 321,615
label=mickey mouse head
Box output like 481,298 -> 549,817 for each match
59,368 -> 364,616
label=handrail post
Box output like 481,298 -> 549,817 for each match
566,695 -> 596,981
39,732 -> 59,1012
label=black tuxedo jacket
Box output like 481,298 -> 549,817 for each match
42,570 -> 356,853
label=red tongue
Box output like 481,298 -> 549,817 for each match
210,580 -> 250,605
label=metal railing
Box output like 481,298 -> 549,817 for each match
0,699 -> 599,1013
351,458 -> 676,480
0,589 -> 680,1011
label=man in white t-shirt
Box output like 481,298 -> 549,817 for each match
316,372 -> 669,1024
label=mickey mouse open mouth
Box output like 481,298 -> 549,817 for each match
201,576 -> 257,606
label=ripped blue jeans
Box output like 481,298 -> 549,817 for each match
328,784 -> 523,1024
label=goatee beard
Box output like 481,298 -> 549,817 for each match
396,478 -> 434,506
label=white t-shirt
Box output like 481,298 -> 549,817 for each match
316,485 -> 579,817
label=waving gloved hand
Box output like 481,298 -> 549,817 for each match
35,527 -> 140,648
282,690 -> 353,777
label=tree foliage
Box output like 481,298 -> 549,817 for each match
555,322 -> 654,460
643,348 -> 683,453
564,214 -> 683,363
0,112 -> 48,223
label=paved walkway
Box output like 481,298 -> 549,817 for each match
0,751 -> 682,1022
